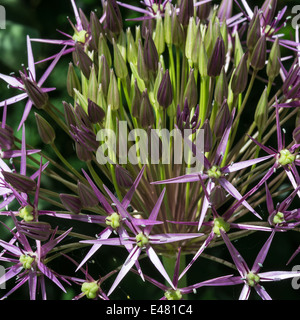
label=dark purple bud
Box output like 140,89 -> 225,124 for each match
260,0 -> 277,26
178,0 -> 194,27
214,100 -> 230,138
74,43 -> 93,79
171,8 -> 184,47
218,0 -> 233,22
75,141 -> 93,162
142,18 -> 156,39
90,11 -> 104,50
201,119 -> 213,152
231,52 -> 249,95
71,124 -> 98,152
21,74 -> 48,109
210,185 -> 227,207
196,2 -> 211,21
214,66 -> 228,106
0,124 -> 14,150
35,113 -> 56,145
247,7 -> 261,54
115,165 -> 133,188
75,103 -> 92,129
78,181 -> 99,208
250,34 -> 267,71
140,89 -> 155,128
60,193 -> 82,214
63,101 -> 77,131
144,31 -> 159,74
67,62 -> 81,98
19,221 -> 52,241
2,171 -> 36,193
132,79 -> 142,118
157,69 -> 173,109
104,0 -> 123,35
79,8 -> 89,31
88,99 -> 105,124
207,37 -> 226,77
293,126 -> 300,144
282,64 -> 300,99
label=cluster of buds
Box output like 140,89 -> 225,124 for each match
0,0 -> 300,301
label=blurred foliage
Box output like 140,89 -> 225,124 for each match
0,0 -> 299,300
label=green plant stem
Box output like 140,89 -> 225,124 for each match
51,142 -> 85,182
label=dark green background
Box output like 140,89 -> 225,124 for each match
0,0 -> 299,300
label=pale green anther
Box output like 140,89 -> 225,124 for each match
19,205 -> 34,222
277,149 -> 296,166
164,289 -> 182,300
73,30 -> 87,43
136,232 -> 149,247
246,272 -> 260,287
213,217 -> 230,236
106,212 -> 121,229
19,254 -> 35,269
273,212 -> 285,224
81,281 -> 99,299
207,165 -> 222,179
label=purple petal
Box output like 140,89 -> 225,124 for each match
220,229 -> 249,277
146,246 -> 175,290
247,135 -> 277,155
82,169 -> 113,214
222,155 -> 273,173
108,246 -> 142,296
259,270 -> 300,281
254,284 -> 272,300
38,261 -> 66,292
41,228 -> 72,256
265,182 -> 274,214
0,73 -> 22,88
144,188 -> 165,236
0,93 -> 28,107
252,230 -> 275,273
17,100 -> 33,131
149,233 -> 203,244
239,284 -> 251,300
27,36 -> 36,81
219,178 -> 262,219
121,165 -> 145,209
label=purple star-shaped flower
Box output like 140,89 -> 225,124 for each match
219,229 -> 300,300
0,214 -> 72,300
81,187 -> 203,296
0,36 -> 66,130
152,108 -> 273,229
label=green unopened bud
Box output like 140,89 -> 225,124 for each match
154,13 -> 165,55
231,52 -> 249,95
35,113 -> 56,145
250,34 -> 267,71
185,17 -> 197,62
164,2 -> 172,45
88,64 -> 98,102
191,22 -> 201,65
267,37 -> 281,80
254,87 -> 268,132
98,54 -> 110,97
107,69 -> 120,111
247,7 -> 261,54
214,66 -> 228,106
171,6 -> 184,47
184,69 -> 198,109
90,11 -> 104,50
19,205 -> 34,222
126,28 -> 138,65
198,39 -> 208,77
63,101 -> 76,130
140,89 -> 155,128
132,79 -> 142,118
81,281 -> 99,299
98,33 -> 112,67
67,62 -> 81,98
113,38 -> 128,79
